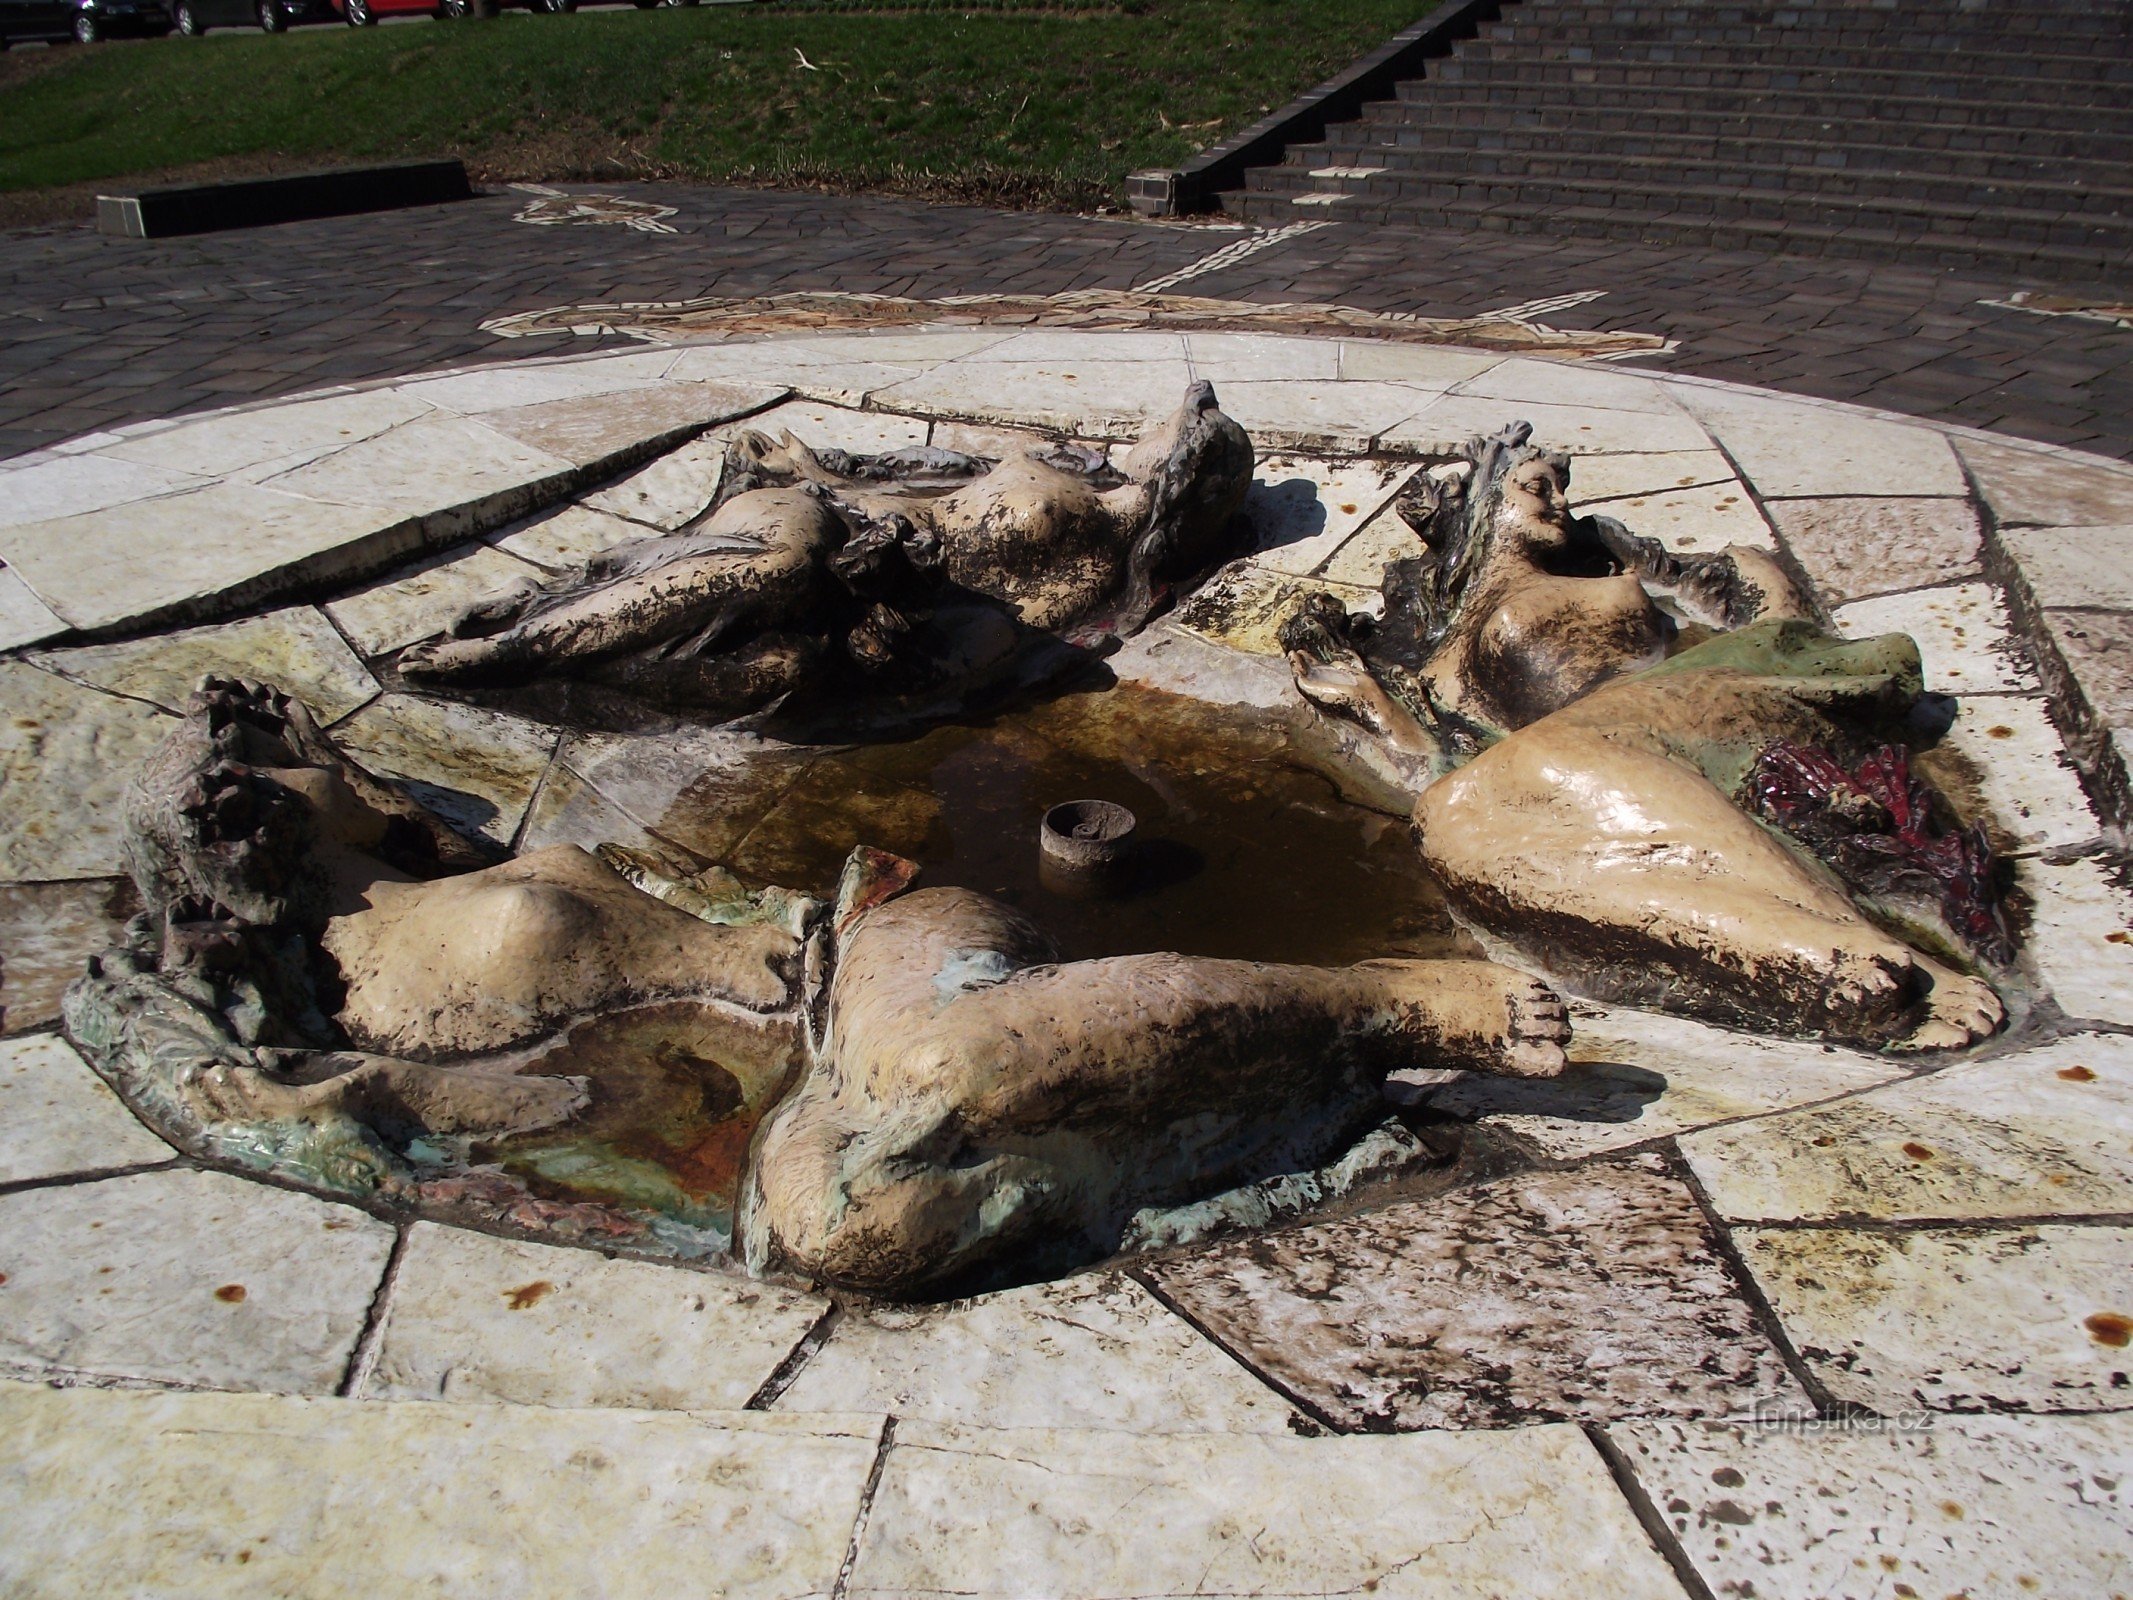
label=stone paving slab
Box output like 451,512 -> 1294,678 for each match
324,542 -> 546,659
1428,1006 -> 1905,1162
0,663 -> 175,881
1833,582 -> 2037,697
1932,694 -> 2102,857
1683,1034 -> 2133,1224
329,693 -> 561,849
0,1169 -> 393,1394
1766,496 -> 1982,607
1146,1153 -> 1807,1430
0,1033 -> 171,1187
2016,855 -> 2133,1029
32,605 -> 378,723
362,1222 -> 826,1412
1609,1413 -> 2133,1600
0,878 -> 135,1036
1675,387 -> 1969,499
0,1382 -> 884,1600
849,1419 -> 1689,1600
1732,1223 -> 2133,1414
775,1271 -> 1299,1435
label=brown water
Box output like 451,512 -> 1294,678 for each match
695,682 -> 1475,968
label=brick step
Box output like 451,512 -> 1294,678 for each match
1284,137 -> 2133,211
1219,186 -> 2133,276
1456,37 -> 2133,81
1236,168 -> 2133,256
1402,77 -> 2133,132
1314,122 -> 2133,189
1253,158 -> 2133,230
1429,57 -> 2131,102
1479,12 -> 2133,46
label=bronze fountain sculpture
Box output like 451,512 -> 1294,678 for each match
64,386 -> 2013,1299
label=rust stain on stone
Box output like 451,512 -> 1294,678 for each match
1900,1141 -> 1936,1160
2084,1311 -> 2132,1348
2058,1064 -> 2098,1082
504,1280 -> 556,1310
214,1284 -> 246,1303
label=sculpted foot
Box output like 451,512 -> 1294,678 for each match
1361,958 -> 1570,1079
1892,960 -> 2005,1052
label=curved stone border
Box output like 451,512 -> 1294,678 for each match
1,330 -> 2129,1597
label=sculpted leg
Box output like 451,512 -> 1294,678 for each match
1415,724 -> 2002,1049
743,886 -> 1564,1294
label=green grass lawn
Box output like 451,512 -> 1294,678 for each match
0,0 -> 1426,212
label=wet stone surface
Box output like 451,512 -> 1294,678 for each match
664,681 -> 1472,968
1145,1152 -> 1807,1431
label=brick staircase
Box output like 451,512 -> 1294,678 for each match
1226,0 -> 2133,274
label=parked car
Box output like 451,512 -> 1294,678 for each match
331,0 -> 555,22
171,0 -> 332,32
1,0 -> 171,44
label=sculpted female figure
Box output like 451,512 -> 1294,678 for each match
1281,424 -> 2006,1053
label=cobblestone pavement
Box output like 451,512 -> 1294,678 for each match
2,180 -> 2129,464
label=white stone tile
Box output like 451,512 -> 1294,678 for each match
1567,449 -> 1738,502
0,482 -> 395,633
0,568 -> 67,652
33,606 -> 378,722
927,419 -> 1067,457
1453,356 -> 1689,415
0,1383 -> 883,1598
397,350 -> 680,412
1834,581 -> 2037,695
1208,378 -> 1436,453
1172,561 -> 1380,655
0,1169 -> 393,1392
0,1033 -> 171,1186
1336,340 -> 1503,387
1182,331 -> 1344,382
1955,432 -> 2133,528
1933,694 -> 2101,854
363,1222 -> 824,1411
1681,387 -> 1967,497
324,543 -> 545,657
1387,393 -> 1713,456
868,359 -> 1201,439
662,344 -> 936,406
581,431 -> 732,529
1734,1221 -> 2133,1413
477,381 -> 785,468
848,1420 -> 1688,1600
491,502 -> 659,569
1585,481 -> 1776,552
1430,1006 -> 1904,1160
261,413 -> 572,518
1148,1154 -> 1806,1431
1244,455 -> 1420,576
0,879 -> 136,1037
99,389 -> 434,480
741,399 -> 931,455
0,453 -> 205,533
1610,1412 -> 2133,1600
962,328 -> 1190,364
2017,854 -> 2133,1026
1765,495 -> 1981,607
332,694 -> 559,848
777,1270 -> 1295,1434
1998,522 -> 2133,611
0,663 -> 175,880
668,328 -> 1017,377
1318,503 -> 1427,587
1686,1033 -> 2133,1223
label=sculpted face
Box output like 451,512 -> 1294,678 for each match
1497,457 -> 1575,551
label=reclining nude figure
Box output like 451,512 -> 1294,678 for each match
75,678 -> 1568,1297
396,382 -> 1257,716
1281,424 -> 2006,1053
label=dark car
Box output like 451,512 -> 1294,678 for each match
0,0 -> 172,43
171,0 -> 332,32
